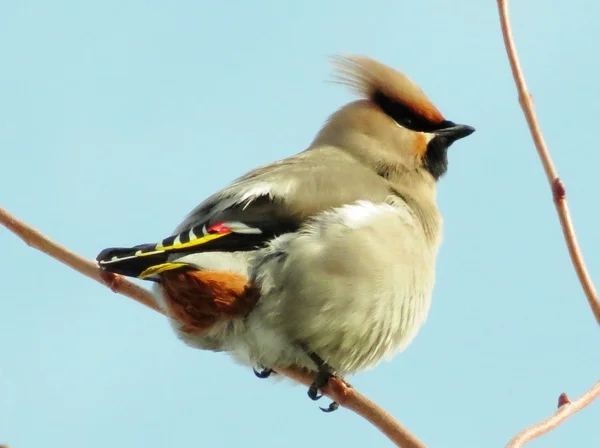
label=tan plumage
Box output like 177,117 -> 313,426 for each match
331,54 -> 445,123
96,54 -> 474,409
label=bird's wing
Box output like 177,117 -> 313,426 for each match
96,195 -> 301,280
97,149 -> 392,281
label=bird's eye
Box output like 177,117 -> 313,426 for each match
396,116 -> 414,128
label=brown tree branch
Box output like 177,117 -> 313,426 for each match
0,206 -> 425,448
496,0 -> 600,325
505,381 -> 600,448
0,207 -> 159,314
496,0 -> 600,445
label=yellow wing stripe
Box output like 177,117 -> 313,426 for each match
138,262 -> 190,279
135,231 -> 232,258
136,232 -> 233,279
159,231 -> 232,251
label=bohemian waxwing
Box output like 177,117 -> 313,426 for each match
97,54 -> 474,411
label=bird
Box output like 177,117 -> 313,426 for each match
96,54 -> 474,411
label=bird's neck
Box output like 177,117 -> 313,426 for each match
388,173 -> 442,247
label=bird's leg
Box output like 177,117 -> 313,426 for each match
304,348 -> 340,413
253,365 -> 274,379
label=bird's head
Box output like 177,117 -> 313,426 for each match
312,55 -> 474,182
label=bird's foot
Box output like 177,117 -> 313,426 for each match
308,370 -> 340,413
303,346 -> 340,413
307,368 -> 332,401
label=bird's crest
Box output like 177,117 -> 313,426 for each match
331,54 -> 445,124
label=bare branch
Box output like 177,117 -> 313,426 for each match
496,0 -> 600,325
0,206 -> 426,448
281,368 -> 427,448
0,207 -> 160,314
496,0 -> 600,444
506,381 -> 600,448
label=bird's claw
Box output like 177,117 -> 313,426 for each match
320,401 -> 339,413
300,344 -> 341,412
307,384 -> 323,401
253,366 -> 274,379
307,368 -> 334,403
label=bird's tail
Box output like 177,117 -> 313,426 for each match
96,223 -> 235,280
96,244 -> 187,280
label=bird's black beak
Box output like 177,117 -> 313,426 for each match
424,122 -> 475,180
435,124 -> 475,143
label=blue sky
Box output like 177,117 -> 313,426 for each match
1,1 -> 599,447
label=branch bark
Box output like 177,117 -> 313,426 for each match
0,208 -> 159,314
0,206 -> 425,448
496,0 -> 600,445
505,382 -> 600,448
496,0 -> 600,325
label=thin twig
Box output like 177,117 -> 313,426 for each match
281,368 -> 427,448
0,206 -> 425,448
0,207 -> 160,314
496,0 -> 600,445
496,0 -> 600,325
506,381 -> 600,448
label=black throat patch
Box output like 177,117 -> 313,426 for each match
423,136 -> 450,180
